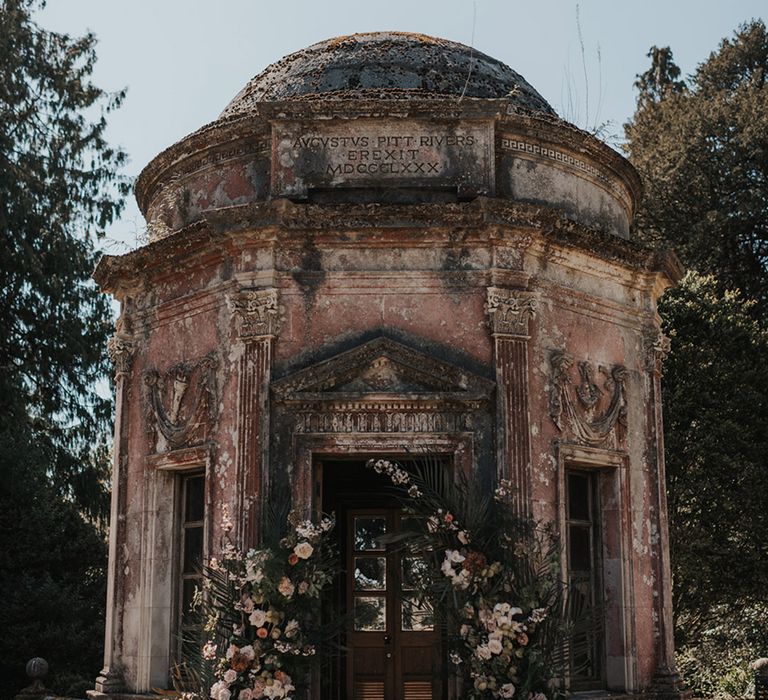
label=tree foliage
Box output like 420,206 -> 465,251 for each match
660,274 -> 768,638
0,0 -> 128,521
626,20 -> 768,695
0,407 -> 108,698
0,0 -> 127,692
626,22 -> 768,305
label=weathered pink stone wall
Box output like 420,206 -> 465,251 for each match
90,32 -> 687,700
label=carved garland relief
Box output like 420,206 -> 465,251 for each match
549,350 -> 628,446
143,352 -> 218,452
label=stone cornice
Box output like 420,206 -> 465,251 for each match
92,199 -> 683,295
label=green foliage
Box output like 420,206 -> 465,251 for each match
625,21 -> 768,304
369,457 -> 570,699
675,603 -> 768,699
0,412 -> 107,699
0,0 -> 126,691
0,0 -> 128,522
177,513 -> 340,699
626,20 -> 768,693
660,273 -> 768,641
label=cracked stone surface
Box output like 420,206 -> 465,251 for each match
220,32 -> 555,117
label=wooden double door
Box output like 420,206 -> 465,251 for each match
345,508 -> 438,700
319,460 -> 442,700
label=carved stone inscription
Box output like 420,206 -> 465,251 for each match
273,119 -> 494,197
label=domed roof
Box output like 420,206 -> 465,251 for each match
220,32 -> 555,118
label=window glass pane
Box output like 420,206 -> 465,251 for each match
401,596 -> 434,631
354,596 -> 386,631
354,557 -> 386,591
354,517 -> 386,551
569,525 -> 592,572
184,475 -> 205,523
400,516 -> 425,535
401,556 -> 429,590
568,473 -> 590,521
181,578 -> 199,625
183,525 -> 204,574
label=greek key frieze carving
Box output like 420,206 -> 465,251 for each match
549,350 -> 628,446
485,287 -> 537,337
143,352 -> 218,452
292,408 -> 471,434
229,287 -> 281,341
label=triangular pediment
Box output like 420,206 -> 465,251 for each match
272,337 -> 493,401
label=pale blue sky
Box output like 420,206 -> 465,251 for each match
38,0 -> 766,251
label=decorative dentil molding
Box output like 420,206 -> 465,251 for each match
549,349 -> 628,446
643,326 -> 672,373
229,287 -> 281,341
485,287 -> 537,337
107,317 -> 135,380
143,352 -> 218,452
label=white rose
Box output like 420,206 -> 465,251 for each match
239,644 -> 255,660
474,644 -> 492,660
210,681 -> 232,700
249,608 -> 267,627
223,669 -> 238,683
447,549 -> 465,564
294,541 -> 314,559
487,638 -> 503,655
499,683 -> 516,698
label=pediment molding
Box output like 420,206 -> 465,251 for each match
272,337 -> 494,407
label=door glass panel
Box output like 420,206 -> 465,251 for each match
401,595 -> 434,631
569,525 -> 592,571
354,517 -> 387,551
354,557 -> 387,591
401,556 -> 429,590
354,596 -> 386,631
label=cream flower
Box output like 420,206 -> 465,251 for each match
249,608 -> 267,627
499,683 -> 516,698
488,638 -> 503,655
223,669 -> 237,683
278,576 -> 295,598
293,541 -> 314,559
210,681 -> 231,700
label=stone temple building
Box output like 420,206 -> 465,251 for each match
90,32 -> 688,700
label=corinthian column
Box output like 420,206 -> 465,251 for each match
93,320 -> 135,696
485,287 -> 537,517
229,288 -> 281,548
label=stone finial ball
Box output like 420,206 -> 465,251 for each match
26,657 -> 48,679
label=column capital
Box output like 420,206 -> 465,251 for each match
643,324 -> 671,375
107,318 -> 135,381
229,287 -> 282,341
485,287 -> 537,338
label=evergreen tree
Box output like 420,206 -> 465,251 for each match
1,0 -> 128,521
0,0 -> 126,692
626,21 -> 768,695
626,21 -> 768,305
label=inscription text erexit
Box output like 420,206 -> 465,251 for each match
273,120 -> 493,197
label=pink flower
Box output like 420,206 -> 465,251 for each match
278,576 -> 295,598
